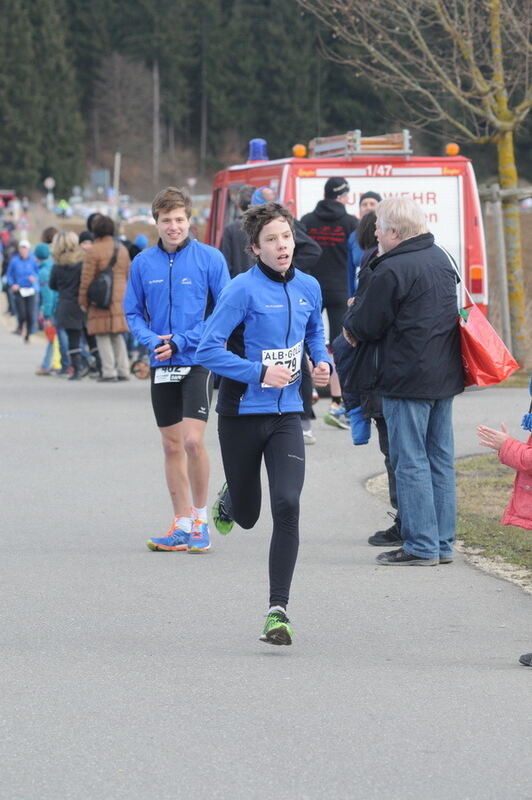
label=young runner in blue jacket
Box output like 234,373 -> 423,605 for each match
197,202 -> 331,646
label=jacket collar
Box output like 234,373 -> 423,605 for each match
257,257 -> 295,283
373,232 -> 435,266
157,237 -> 190,254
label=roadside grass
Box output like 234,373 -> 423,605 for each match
456,453 -> 532,575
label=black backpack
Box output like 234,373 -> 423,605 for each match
87,241 -> 119,309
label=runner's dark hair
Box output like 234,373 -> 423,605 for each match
242,202 -> 294,251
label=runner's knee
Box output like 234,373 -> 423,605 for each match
271,490 -> 300,524
183,433 -> 204,458
236,509 -> 261,529
161,434 -> 184,459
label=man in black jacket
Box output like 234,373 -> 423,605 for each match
343,197 -> 464,566
301,177 -> 357,426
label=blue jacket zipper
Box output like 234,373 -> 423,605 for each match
277,281 -> 292,414
167,252 -> 174,342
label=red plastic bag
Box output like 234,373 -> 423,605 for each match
459,304 -> 519,386
43,322 -> 56,343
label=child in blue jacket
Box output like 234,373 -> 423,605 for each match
197,202 -> 331,646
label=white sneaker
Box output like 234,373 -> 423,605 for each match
303,428 -> 316,445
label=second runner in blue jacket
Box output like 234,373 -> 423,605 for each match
124,238 -> 230,367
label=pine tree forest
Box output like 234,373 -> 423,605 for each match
1,0 -> 531,198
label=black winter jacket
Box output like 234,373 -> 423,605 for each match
219,220 -> 254,277
49,261 -> 85,330
343,233 -> 464,399
301,199 -> 357,302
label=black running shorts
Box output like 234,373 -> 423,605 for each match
150,365 -> 213,427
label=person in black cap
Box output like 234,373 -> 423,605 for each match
300,176 -> 357,427
359,190 -> 382,213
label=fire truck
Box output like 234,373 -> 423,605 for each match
206,130 -> 488,311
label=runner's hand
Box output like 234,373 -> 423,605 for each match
154,335 -> 174,361
312,361 -> 330,388
264,365 -> 292,388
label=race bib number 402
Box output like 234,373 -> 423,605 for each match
262,340 -> 303,388
154,366 -> 191,384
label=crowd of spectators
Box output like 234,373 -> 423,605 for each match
1,213 -> 149,382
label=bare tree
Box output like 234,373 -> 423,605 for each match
298,0 -> 532,363
93,54 -> 153,162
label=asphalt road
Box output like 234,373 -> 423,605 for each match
1,316 -> 531,800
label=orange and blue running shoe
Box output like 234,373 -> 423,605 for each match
188,519 -> 211,553
146,521 -> 190,551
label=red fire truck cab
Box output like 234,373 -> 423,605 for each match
206,130 -> 488,312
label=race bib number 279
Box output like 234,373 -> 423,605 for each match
261,340 -> 303,388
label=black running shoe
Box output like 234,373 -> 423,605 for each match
368,514 -> 402,547
376,547 -> 438,566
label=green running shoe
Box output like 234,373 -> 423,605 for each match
323,402 -> 349,430
212,482 -> 234,535
259,609 -> 293,646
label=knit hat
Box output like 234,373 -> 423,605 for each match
359,191 -> 382,205
79,230 -> 94,244
324,177 -> 349,199
34,243 -> 50,260
18,239 -> 31,249
522,376 -> 532,431
134,233 -> 148,250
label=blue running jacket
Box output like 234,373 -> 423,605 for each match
196,260 -> 331,415
124,240 -> 230,367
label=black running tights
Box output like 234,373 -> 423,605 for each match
218,413 -> 305,608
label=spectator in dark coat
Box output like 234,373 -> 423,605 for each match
300,177 -> 357,340
78,215 -> 130,383
301,177 -> 358,427
219,185 -> 256,276
344,197 -> 464,566
49,232 -> 86,381
334,211 -> 402,544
